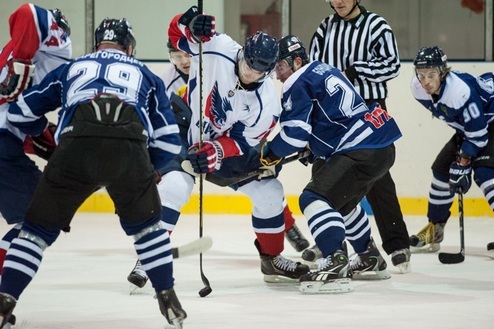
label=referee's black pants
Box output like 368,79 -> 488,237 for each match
365,99 -> 410,254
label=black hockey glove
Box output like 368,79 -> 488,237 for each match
179,6 -> 215,43
449,162 -> 472,194
188,141 -> 224,174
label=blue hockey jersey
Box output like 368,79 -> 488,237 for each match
269,61 -> 402,159
7,49 -> 182,171
411,71 -> 494,158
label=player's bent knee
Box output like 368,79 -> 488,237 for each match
159,171 -> 194,210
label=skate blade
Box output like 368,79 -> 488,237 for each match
352,269 -> 391,280
487,250 -> 494,260
167,310 -> 184,329
299,278 -> 353,294
410,243 -> 440,254
395,261 -> 411,274
263,274 -> 299,283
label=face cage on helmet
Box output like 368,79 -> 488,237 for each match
237,51 -> 273,83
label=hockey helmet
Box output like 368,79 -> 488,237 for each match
50,8 -> 71,37
167,39 -> 179,53
243,31 -> 279,72
94,18 -> 136,55
278,35 -> 309,67
413,46 -> 447,70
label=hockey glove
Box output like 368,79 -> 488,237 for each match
449,162 -> 472,194
179,6 -> 215,43
260,142 -> 282,167
0,60 -> 35,102
188,141 -> 224,174
24,122 -> 57,160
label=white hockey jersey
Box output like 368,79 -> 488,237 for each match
169,14 -> 280,158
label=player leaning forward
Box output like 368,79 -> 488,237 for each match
0,18 -> 186,328
262,35 -> 403,293
166,6 -> 310,282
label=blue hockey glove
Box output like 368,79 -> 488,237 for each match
449,162 -> 472,194
260,142 -> 282,167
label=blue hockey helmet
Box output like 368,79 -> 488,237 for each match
94,18 -> 136,56
243,31 -> 279,72
413,46 -> 447,69
50,8 -> 71,37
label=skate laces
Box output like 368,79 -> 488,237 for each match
273,255 -> 298,271
416,222 -> 435,244
315,257 -> 333,271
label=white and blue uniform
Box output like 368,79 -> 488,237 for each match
0,3 -> 71,225
411,71 -> 494,220
8,49 -> 182,171
269,61 -> 402,256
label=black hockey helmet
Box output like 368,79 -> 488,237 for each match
94,18 -> 136,55
243,31 -> 279,72
413,46 -> 447,70
278,35 -> 309,68
50,8 -> 71,37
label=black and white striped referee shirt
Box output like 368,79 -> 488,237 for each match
309,6 -> 400,101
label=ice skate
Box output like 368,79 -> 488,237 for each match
0,293 -> 16,329
285,223 -> 310,252
127,259 -> 148,289
409,222 -> 445,253
391,248 -> 411,273
156,288 -> 187,329
350,238 -> 391,280
301,245 -> 323,263
299,249 -> 353,294
255,240 -> 309,283
487,242 -> 494,259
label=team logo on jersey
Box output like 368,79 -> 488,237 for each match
228,90 -> 235,97
205,82 -> 232,128
283,96 -> 293,112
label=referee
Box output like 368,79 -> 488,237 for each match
306,0 -> 411,273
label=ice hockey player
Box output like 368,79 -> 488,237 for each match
0,17 -> 186,328
409,46 -> 494,254
263,35 -> 402,293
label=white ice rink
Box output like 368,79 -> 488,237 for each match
1,213 -> 493,329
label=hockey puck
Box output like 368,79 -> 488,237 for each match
198,286 -> 212,297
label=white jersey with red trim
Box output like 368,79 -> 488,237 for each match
169,16 -> 280,158
0,3 -> 72,141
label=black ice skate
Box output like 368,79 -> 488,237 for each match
409,222 -> 445,253
285,223 -> 310,252
301,244 -> 323,263
255,240 -> 310,283
350,237 -> 391,280
299,249 -> 353,294
156,288 -> 187,329
487,242 -> 494,259
127,259 -> 148,289
391,248 -> 411,273
0,293 -> 16,329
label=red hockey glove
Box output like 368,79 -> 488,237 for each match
179,6 -> 215,43
24,122 -> 57,160
187,141 -> 224,174
0,60 -> 35,102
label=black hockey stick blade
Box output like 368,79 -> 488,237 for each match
205,150 -> 311,187
198,254 -> 212,297
438,249 -> 465,264
438,192 -> 465,264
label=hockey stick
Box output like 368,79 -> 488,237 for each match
438,192 -> 465,264
171,236 -> 213,259
196,0 -> 212,298
205,150 -> 311,187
